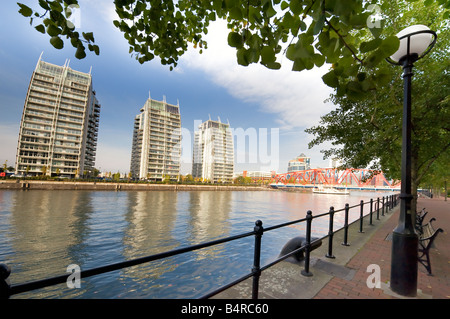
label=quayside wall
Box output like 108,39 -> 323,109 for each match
0,180 -> 268,191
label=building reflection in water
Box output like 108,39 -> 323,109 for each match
6,190 -> 92,298
120,191 -> 179,294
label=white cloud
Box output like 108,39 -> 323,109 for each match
179,21 -> 337,171
180,21 -> 335,131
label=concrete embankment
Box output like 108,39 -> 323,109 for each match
0,180 -> 269,191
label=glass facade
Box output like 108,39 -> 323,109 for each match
130,97 -> 181,181
15,58 -> 101,177
192,119 -> 234,183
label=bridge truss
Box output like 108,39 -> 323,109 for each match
271,168 -> 400,188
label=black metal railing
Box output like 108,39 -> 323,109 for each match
0,194 -> 399,299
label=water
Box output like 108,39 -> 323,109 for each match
0,189 -> 394,299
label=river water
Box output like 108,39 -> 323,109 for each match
0,189 -> 395,299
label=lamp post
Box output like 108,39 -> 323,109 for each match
386,25 -> 437,297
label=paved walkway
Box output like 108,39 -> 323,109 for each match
214,196 -> 449,299
314,196 -> 450,299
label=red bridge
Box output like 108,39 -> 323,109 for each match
270,168 -> 400,189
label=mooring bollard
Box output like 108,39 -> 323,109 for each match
252,220 -> 263,299
359,200 -> 364,233
301,211 -> 313,277
342,203 -> 350,246
326,206 -> 335,259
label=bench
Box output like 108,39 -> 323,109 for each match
418,218 -> 443,275
415,208 -> 428,234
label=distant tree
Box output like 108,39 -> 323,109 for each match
305,0 -> 449,212
113,172 -> 121,181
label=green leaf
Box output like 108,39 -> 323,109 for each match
378,36 -> 400,57
38,0 -> 50,10
281,1 -> 289,10
369,21 -> 385,39
260,46 -> 276,64
75,45 -> 86,59
313,14 -> 326,35
292,59 -> 305,72
236,48 -> 250,66
70,37 -> 80,48
93,45 -> 100,55
265,61 -> 281,70
227,32 -> 243,48
313,54 -> 325,67
18,3 -> 33,17
47,24 -> 61,37
290,0 -> 303,16
35,24 -> 45,34
49,1 -> 63,13
322,70 -> 339,88
360,38 -> 382,53
82,32 -> 95,43
229,7 -> 243,20
50,36 -> 64,50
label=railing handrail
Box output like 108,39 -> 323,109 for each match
0,194 -> 400,299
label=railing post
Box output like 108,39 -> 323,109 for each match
359,200 -> 364,233
382,196 -> 385,216
326,206 -> 335,259
301,210 -> 313,277
369,198 -> 374,225
342,203 -> 350,246
0,264 -> 11,299
252,220 -> 263,299
377,197 -> 380,220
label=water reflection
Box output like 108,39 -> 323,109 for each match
0,189 -> 395,299
187,191 -> 231,258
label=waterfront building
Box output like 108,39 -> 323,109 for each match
192,119 -> 234,183
130,95 -> 181,181
15,56 -> 101,178
287,153 -> 311,172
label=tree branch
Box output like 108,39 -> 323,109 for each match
324,18 -> 364,64
416,142 -> 450,184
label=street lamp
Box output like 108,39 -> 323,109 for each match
387,24 -> 437,297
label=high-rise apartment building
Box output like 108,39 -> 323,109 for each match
192,119 -> 234,183
130,96 -> 181,180
15,56 -> 100,178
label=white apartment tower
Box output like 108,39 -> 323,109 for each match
130,96 -> 181,181
192,119 -> 234,183
15,56 -> 100,178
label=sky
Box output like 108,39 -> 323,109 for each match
0,0 -> 337,175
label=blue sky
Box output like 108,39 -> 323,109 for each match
0,0 -> 336,175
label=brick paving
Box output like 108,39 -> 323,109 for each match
314,196 -> 450,299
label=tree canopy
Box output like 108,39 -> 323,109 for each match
17,0 -> 450,192
18,0 -> 449,95
305,0 -> 449,193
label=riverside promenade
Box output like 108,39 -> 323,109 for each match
215,196 -> 449,299
314,196 -> 450,299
